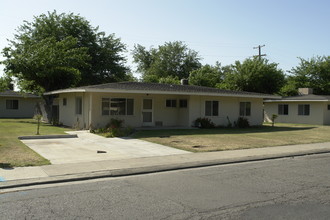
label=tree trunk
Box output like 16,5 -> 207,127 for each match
41,95 -> 54,123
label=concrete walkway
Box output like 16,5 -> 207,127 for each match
2,141 -> 330,189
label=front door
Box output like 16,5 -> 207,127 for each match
142,99 -> 153,126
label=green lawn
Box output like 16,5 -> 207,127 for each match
0,118 -> 71,168
132,123 -> 330,152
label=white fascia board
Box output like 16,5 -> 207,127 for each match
83,88 -> 278,99
45,88 -> 278,99
0,95 -> 40,98
44,89 -> 87,95
264,99 -> 329,102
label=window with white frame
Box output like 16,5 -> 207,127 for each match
166,99 -> 177,107
278,104 -> 289,115
6,100 -> 18,110
102,98 -> 110,115
179,99 -> 188,108
205,101 -> 219,116
298,104 -> 310,116
63,98 -> 67,106
239,102 -> 251,116
102,98 -> 134,116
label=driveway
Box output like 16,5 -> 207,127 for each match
21,131 -> 190,164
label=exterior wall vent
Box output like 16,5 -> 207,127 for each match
155,121 -> 163,127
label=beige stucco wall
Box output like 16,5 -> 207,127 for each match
0,97 -> 40,118
57,92 -> 265,129
322,102 -> 330,125
189,96 -> 263,126
58,93 -> 86,128
88,93 -> 190,128
87,92 -> 143,128
264,102 -> 326,125
152,94 -> 190,127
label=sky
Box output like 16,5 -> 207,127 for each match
1,0 -> 330,79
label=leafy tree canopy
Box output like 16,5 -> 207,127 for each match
2,36 -> 89,93
278,76 -> 299,96
287,56 -> 330,95
189,62 -> 225,87
1,11 -> 131,94
0,76 -> 13,91
158,75 -> 180,85
217,58 -> 285,94
132,41 -> 201,82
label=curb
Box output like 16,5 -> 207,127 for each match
1,149 -> 330,190
18,134 -> 78,140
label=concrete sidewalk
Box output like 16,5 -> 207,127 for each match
2,142 -> 330,189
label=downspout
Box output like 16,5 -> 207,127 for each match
82,92 -> 86,129
88,93 -> 93,130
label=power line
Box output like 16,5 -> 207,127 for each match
253,44 -> 266,59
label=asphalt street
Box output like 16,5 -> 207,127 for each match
1,153 -> 330,219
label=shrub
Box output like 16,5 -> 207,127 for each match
194,117 -> 215,128
271,114 -> 278,127
236,117 -> 250,128
93,119 -> 134,137
106,118 -> 124,129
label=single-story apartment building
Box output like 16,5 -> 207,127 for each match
264,88 -> 330,125
45,81 -> 278,129
0,90 -> 41,118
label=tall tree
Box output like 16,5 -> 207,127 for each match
218,58 -> 285,94
189,62 -> 225,87
1,11 -> 131,121
2,36 -> 90,93
1,11 -> 130,94
132,41 -> 201,82
287,56 -> 330,95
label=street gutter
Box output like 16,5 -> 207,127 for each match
1,149 -> 330,190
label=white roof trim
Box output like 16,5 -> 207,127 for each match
264,99 -> 330,102
44,89 -> 86,94
0,96 -> 40,98
45,88 -> 278,99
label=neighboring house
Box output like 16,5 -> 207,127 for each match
0,90 -> 41,118
44,82 -> 277,129
264,88 -> 330,125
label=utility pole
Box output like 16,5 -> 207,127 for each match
253,44 -> 266,59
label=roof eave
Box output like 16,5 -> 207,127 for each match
45,88 -> 278,99
44,89 -> 87,95
264,99 -> 329,102
0,95 -> 40,98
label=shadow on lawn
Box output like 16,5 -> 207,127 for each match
0,119 -> 37,124
132,125 -> 316,138
0,163 -> 14,169
1,119 -> 56,127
